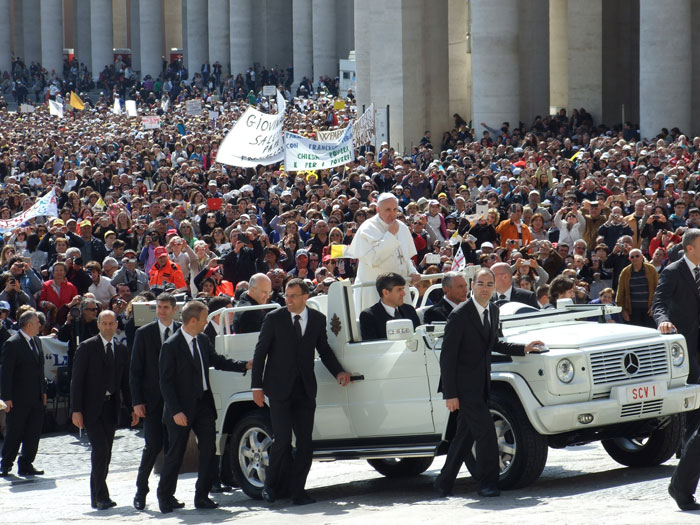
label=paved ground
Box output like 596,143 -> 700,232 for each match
1,428 -> 699,524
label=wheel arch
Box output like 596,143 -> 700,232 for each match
218,396 -> 269,455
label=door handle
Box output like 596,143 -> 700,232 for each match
350,374 -> 365,381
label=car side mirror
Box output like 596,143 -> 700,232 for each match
386,319 -> 414,341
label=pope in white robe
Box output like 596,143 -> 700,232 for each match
346,193 -> 420,312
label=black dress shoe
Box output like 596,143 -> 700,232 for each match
210,481 -> 230,493
194,497 -> 219,509
261,487 -> 276,503
133,494 -> 146,511
477,485 -> 501,497
158,500 -> 174,514
169,497 -> 185,509
669,484 -> 700,511
95,499 -> 117,510
433,477 -> 452,498
292,493 -> 317,506
0,468 -> 10,477
18,465 -> 44,476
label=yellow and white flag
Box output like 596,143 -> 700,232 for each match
330,244 -> 348,259
70,91 -> 85,110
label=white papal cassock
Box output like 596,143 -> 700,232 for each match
346,214 -> 417,313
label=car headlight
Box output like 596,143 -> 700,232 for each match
671,343 -> 685,367
556,358 -> 575,383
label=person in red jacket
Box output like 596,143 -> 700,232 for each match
38,261 -> 78,324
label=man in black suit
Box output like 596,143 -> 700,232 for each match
0,311 -> 46,477
491,262 -> 540,309
157,300 -> 251,513
359,273 -> 421,341
424,272 -> 468,323
130,293 -> 181,511
233,273 -> 272,333
252,278 -> 352,505
70,310 -> 138,510
434,268 -> 541,498
653,229 -> 700,511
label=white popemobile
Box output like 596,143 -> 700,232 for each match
181,276 -> 700,499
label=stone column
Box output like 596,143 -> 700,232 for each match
312,0 -> 337,79
639,0 -> 691,139
229,0 -> 253,78
139,0 -> 163,78
23,0 -> 42,66
293,0 -> 312,88
129,0 -> 140,72
11,0 -> 24,60
185,0 -> 208,76
471,0 -> 519,133
567,0 -> 602,122
447,0 -> 470,125
353,0 -> 371,107
91,0 -> 114,81
692,0 -> 700,137
0,0 -> 11,74
208,0 -> 229,73
519,0 -> 549,124
266,0 -> 292,70
41,0 -> 64,78
74,0 -> 92,69
549,0 -> 568,112
335,0 -> 354,61
112,0 -> 127,48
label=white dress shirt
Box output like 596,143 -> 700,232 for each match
381,301 -> 401,318
181,329 -> 208,391
158,320 -> 175,343
473,300 -> 490,327
289,307 -> 309,336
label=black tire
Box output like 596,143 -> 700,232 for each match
602,415 -> 683,468
367,457 -> 434,477
227,410 -> 273,499
464,390 -> 548,490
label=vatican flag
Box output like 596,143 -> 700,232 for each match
330,244 -> 348,259
70,91 -> 85,110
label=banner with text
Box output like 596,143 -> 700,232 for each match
0,188 -> 59,232
285,123 -> 354,170
216,91 -> 287,167
142,115 -> 161,129
354,103 -> 375,145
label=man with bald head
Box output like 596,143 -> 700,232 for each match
347,193 -> 421,311
233,273 -> 272,333
491,262 -> 539,309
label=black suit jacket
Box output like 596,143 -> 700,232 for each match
159,328 -> 248,424
130,320 -> 182,412
0,333 -> 46,406
233,293 -> 267,333
359,301 -> 420,341
423,298 -> 455,324
252,307 -> 344,400
70,335 -> 131,424
439,298 -> 525,400
652,259 -> 700,381
493,287 -> 540,310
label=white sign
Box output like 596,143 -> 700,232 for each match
354,103 -> 375,145
284,122 -> 354,171
262,85 -> 277,97
216,90 -> 287,168
113,99 -> 121,115
20,104 -> 36,113
49,99 -> 63,118
209,110 -> 219,121
0,188 -> 59,232
142,115 -> 161,129
186,99 -> 203,116
375,105 -> 389,147
161,97 -> 169,112
125,99 -> 138,117
40,337 -> 69,382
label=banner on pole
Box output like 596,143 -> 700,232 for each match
113,99 -> 121,115
49,100 -> 64,118
142,116 -> 161,129
125,100 -> 138,117
215,91 -> 287,168
186,100 -> 203,116
20,104 -> 35,113
284,123 -> 354,171
354,103 -> 375,145
0,189 -> 59,232
316,128 -> 346,142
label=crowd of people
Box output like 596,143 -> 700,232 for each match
2,49 -> 700,511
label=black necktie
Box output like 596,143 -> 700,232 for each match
163,326 -> 170,342
499,294 -> 506,301
394,308 -> 403,319
694,267 -> 700,295
483,308 -> 491,334
105,342 -> 116,395
29,338 -> 41,361
192,338 -> 204,396
294,314 -> 302,340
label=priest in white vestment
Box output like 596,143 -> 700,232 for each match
346,193 -> 420,312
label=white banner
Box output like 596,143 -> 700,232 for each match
40,337 -> 69,382
125,100 -> 138,117
285,122 -> 354,171
186,99 -> 203,116
0,188 -> 59,232
262,85 -> 276,97
113,99 -> 121,115
317,128 -> 346,142
216,90 -> 287,168
161,97 -> 169,113
20,104 -> 36,113
49,99 -> 63,118
142,115 -> 161,129
354,103 -> 375,145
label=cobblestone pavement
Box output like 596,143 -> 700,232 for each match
1,428 -> 699,524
